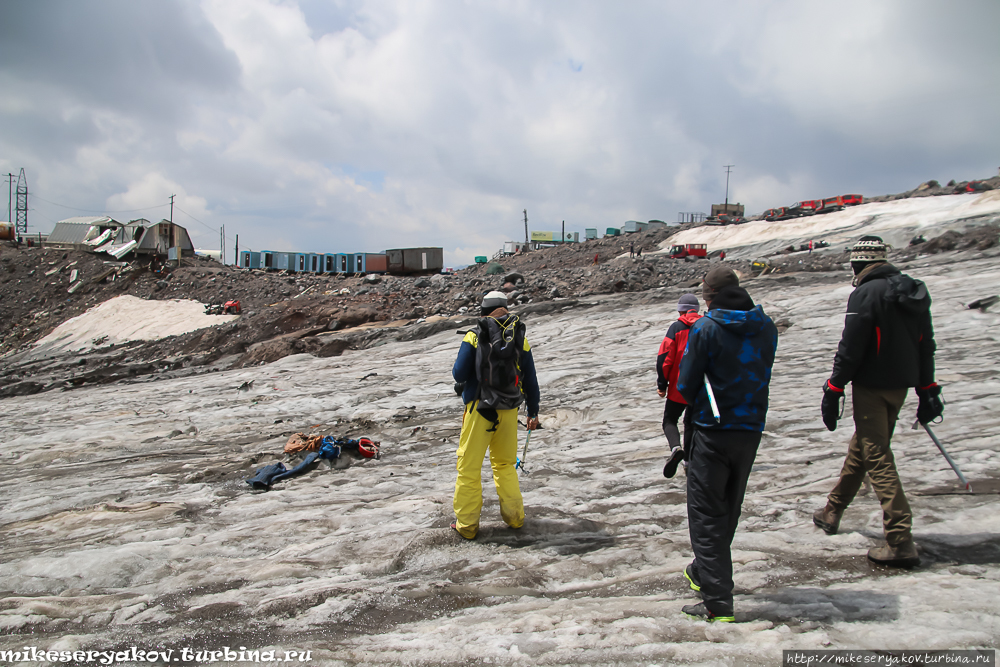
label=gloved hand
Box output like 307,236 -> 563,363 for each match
454,381 -> 466,396
916,384 -> 944,424
821,380 -> 844,431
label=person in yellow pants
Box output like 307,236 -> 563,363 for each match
452,291 -> 541,539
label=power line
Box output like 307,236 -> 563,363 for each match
174,205 -> 218,234
31,194 -> 170,215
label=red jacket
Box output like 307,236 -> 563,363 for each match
656,311 -> 702,403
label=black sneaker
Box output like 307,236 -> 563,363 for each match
683,563 -> 702,594
682,601 -> 734,623
663,447 -> 685,478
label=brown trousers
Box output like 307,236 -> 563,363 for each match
827,384 -> 913,546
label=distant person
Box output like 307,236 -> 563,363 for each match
814,236 -> 941,567
676,267 -> 778,622
656,294 -> 701,478
593,253 -> 599,265
451,291 -> 541,539
719,250 -> 726,261
630,242 -> 635,258
808,240 -> 814,254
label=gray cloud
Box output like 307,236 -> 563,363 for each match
2,0 -> 998,263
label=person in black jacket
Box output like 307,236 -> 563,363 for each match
814,236 -> 942,567
675,267 -> 778,622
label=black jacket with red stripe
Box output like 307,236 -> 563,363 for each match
830,263 -> 936,390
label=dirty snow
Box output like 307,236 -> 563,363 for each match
1,196 -> 999,665
663,191 -> 1000,259
30,295 -> 239,356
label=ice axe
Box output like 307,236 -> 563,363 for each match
705,378 -> 721,424
912,420 -> 972,492
515,429 -> 531,475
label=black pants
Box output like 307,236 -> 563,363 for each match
661,399 -> 693,455
686,428 -> 761,614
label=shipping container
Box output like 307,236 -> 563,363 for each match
323,253 -> 337,273
239,251 -> 261,269
260,251 -> 276,270
274,252 -> 291,271
585,228 -> 598,240
0,223 -> 15,241
646,220 -> 666,230
621,220 -> 647,233
385,247 -> 444,275
605,228 -> 621,237
364,253 -> 388,273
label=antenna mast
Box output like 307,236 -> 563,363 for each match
15,169 -> 28,236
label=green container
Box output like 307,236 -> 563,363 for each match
474,256 -> 488,264
605,227 -> 620,236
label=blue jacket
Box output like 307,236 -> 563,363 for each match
453,329 -> 541,417
677,304 -> 778,431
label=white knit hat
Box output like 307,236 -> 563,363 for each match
850,236 -> 889,263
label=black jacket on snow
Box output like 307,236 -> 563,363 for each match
830,263 -> 936,390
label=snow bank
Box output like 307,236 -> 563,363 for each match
31,295 -> 238,355
663,192 -> 1000,258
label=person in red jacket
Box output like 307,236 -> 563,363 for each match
656,293 -> 702,478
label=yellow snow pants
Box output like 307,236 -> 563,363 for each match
453,402 -> 524,539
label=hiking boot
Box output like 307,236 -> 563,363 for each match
450,522 -> 476,540
812,504 -> 842,535
683,563 -> 702,594
663,447 -> 685,478
681,601 -> 734,623
867,540 -> 919,568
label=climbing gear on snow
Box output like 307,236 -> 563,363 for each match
912,420 -> 970,492
269,451 -> 321,484
246,462 -> 288,490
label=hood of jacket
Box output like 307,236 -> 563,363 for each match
678,311 -> 702,326
705,304 -> 771,338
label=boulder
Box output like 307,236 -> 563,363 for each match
485,262 -> 504,275
414,277 -> 432,288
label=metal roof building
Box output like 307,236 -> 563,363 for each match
45,216 -> 122,248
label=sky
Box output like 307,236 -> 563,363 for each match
2,0 -> 998,266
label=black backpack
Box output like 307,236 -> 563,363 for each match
884,273 -> 931,315
474,313 -> 526,428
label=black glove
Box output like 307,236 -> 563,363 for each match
454,381 -> 466,396
916,384 -> 944,424
821,381 -> 844,431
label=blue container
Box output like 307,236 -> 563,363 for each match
323,253 -> 338,274
240,251 -> 261,269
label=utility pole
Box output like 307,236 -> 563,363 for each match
169,194 -> 179,267
5,173 -> 13,224
169,194 -> 175,223
523,209 -> 529,251
723,164 -> 735,208
562,220 -> 565,243
235,234 -> 239,266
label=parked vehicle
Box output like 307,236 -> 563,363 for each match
817,194 -> 864,214
786,200 -> 821,217
669,243 -> 708,259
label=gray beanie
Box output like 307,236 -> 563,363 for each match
677,293 -> 699,313
481,290 -> 508,311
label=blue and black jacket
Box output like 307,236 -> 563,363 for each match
453,319 -> 541,418
677,290 -> 778,432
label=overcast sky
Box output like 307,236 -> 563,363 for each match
2,0 -> 998,265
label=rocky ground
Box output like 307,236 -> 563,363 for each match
1,176 -> 997,401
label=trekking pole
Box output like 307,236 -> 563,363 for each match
912,420 -> 972,492
516,429 -> 531,474
705,378 -> 721,424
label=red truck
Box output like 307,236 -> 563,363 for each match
817,194 -> 864,213
669,243 -> 708,259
